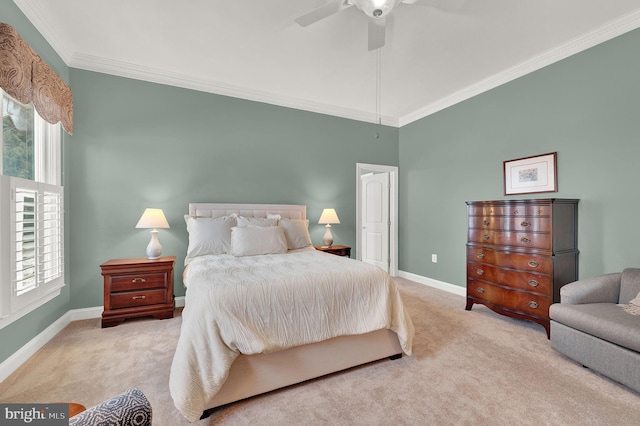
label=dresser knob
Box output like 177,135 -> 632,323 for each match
513,210 -> 519,215
131,278 -> 146,283
521,221 -> 531,227
477,287 -> 485,294
482,234 -> 490,241
132,295 -> 146,300
528,301 -> 539,309
483,220 -> 490,226
476,253 -> 485,259
476,269 -> 484,275
528,279 -> 540,287
520,237 -> 531,243
528,261 -> 539,268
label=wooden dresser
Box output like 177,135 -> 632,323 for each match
100,256 -> 175,328
465,199 -> 579,337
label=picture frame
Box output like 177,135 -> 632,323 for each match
503,152 -> 557,195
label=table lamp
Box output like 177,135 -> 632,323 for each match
135,208 -> 170,259
318,208 -> 340,247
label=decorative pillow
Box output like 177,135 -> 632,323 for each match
185,215 -> 236,263
230,225 -> 287,256
69,388 -> 151,426
622,292 -> 640,315
237,216 -> 279,227
279,219 -> 313,250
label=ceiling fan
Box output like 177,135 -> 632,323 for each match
295,0 -> 466,51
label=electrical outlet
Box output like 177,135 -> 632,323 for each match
431,254 -> 437,263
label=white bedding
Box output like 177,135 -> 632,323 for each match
169,249 -> 414,422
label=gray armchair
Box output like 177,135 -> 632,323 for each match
549,268 -> 640,393
69,388 -> 151,426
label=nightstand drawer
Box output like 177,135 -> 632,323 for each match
110,272 -> 167,292
111,289 -> 167,309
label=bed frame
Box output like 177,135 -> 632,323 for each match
187,203 -> 403,418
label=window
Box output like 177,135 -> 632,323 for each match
0,89 -> 64,329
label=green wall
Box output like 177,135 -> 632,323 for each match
399,27 -> 640,288
66,69 -> 399,308
0,1 -> 72,364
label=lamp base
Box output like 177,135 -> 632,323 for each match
322,224 -> 334,247
146,229 -> 163,259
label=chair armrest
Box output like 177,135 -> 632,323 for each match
560,273 -> 622,305
69,388 -> 151,426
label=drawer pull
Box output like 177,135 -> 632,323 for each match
132,295 -> 146,300
520,237 -> 531,243
513,210 -> 519,215
528,279 -> 540,287
476,253 -> 485,259
131,278 -> 146,283
482,234 -> 490,241
521,221 -> 531,228
528,301 -> 539,309
483,220 -> 490,226
528,261 -> 539,268
476,269 -> 484,276
477,287 -> 485,294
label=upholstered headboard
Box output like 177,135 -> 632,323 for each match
188,203 -> 306,220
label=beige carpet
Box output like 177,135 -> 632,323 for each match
1,278 -> 639,425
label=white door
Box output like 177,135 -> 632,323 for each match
361,172 -> 389,272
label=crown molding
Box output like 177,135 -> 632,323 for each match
70,51 -> 399,127
398,8 -> 640,127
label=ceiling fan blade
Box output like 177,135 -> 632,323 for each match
368,17 -> 386,51
295,0 -> 353,27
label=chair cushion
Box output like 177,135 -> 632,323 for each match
69,388 -> 151,426
549,303 -> 640,353
620,268 -> 640,304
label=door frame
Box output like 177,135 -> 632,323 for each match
356,163 -> 398,276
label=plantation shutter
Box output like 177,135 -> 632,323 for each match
10,177 -> 63,311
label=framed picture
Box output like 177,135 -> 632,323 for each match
503,152 -> 557,195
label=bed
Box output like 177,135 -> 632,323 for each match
170,203 -> 414,422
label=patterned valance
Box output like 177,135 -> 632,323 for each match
0,22 -> 73,134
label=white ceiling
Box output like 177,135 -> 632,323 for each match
14,0 -> 640,127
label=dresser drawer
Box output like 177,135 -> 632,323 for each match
110,272 -> 167,292
110,289 -> 167,309
468,229 -> 551,250
467,247 -> 552,274
467,263 -> 551,294
468,216 -> 551,233
467,280 -> 551,317
468,204 -> 551,217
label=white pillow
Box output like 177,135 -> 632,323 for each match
279,219 -> 313,250
230,225 -> 287,256
237,216 -> 278,227
185,215 -> 236,263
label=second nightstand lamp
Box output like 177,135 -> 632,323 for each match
318,208 -> 340,247
135,208 -> 170,259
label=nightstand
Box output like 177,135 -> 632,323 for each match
315,245 -> 351,257
100,256 -> 175,328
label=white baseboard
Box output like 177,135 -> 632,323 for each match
397,270 -> 466,297
0,296 -> 185,383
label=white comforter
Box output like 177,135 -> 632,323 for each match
170,249 -> 414,422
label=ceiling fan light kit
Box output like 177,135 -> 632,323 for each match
351,0 -> 402,19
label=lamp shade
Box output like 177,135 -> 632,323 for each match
318,208 -> 340,225
135,208 -> 170,229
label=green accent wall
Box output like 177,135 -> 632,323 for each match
399,27 -> 640,288
66,69 -> 399,309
